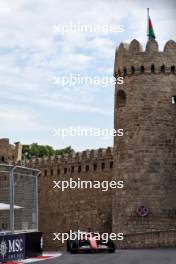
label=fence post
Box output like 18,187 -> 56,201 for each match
36,172 -> 40,231
9,166 -> 16,233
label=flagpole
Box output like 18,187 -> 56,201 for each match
147,8 -> 149,19
147,8 -> 149,41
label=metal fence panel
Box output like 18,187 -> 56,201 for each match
0,166 -> 11,232
0,165 -> 40,234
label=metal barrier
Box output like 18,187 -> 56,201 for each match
0,164 -> 40,234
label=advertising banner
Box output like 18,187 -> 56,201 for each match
0,233 -> 25,262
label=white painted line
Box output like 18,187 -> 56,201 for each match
14,253 -> 62,264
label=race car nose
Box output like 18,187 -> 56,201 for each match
89,237 -> 98,249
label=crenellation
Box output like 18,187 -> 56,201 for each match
20,147 -> 113,177
164,40 -> 176,54
129,39 -> 143,53
146,39 -> 159,52
114,39 -> 176,77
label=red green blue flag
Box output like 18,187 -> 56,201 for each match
147,8 -> 156,40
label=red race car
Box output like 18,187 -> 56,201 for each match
67,231 -> 116,253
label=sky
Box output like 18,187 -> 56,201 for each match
0,0 -> 176,151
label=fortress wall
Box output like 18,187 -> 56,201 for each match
117,230 -> 176,249
24,148 -> 114,250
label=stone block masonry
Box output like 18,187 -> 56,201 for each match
113,39 -> 176,248
24,148 -> 114,250
0,138 -> 22,163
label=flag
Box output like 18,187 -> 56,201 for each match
147,9 -> 156,40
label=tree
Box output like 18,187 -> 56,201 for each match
22,143 -> 74,160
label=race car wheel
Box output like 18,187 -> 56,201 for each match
66,239 -> 70,252
108,248 -> 116,253
69,239 -> 79,253
107,240 -> 116,253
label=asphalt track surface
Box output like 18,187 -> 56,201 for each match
40,249 -> 176,264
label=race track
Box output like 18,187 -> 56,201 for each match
40,249 -> 176,264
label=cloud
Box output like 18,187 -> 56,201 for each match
0,105 -> 47,132
0,0 -> 175,148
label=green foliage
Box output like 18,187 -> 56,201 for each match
22,143 -> 73,159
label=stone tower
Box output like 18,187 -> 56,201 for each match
112,39 -> 176,248
0,138 -> 22,164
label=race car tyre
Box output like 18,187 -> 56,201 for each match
66,239 -> 70,252
69,239 -> 79,253
107,240 -> 116,253
108,248 -> 116,253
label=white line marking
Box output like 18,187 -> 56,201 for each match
14,253 -> 62,264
